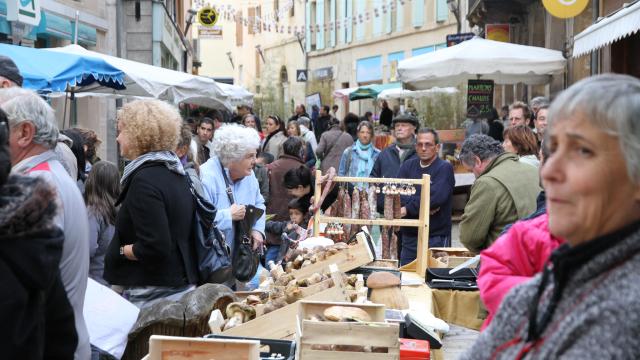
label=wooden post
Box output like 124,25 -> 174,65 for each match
415,174 -> 431,277
313,170 -> 323,237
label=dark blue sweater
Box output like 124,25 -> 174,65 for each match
397,157 -> 455,238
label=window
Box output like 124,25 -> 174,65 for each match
412,45 -> 434,57
356,56 -> 382,83
248,7 -> 255,35
387,51 -> 405,80
436,0 -> 449,22
412,0 -> 424,28
396,0 -> 404,32
236,10 -> 243,45
256,6 -> 262,33
290,2 -> 294,17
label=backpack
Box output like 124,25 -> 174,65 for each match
186,174 -> 233,285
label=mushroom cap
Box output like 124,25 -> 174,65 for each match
367,272 -> 401,289
226,302 -> 256,321
323,306 -> 372,322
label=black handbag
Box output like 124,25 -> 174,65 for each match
186,173 -> 233,285
425,267 -> 478,291
220,161 -> 264,282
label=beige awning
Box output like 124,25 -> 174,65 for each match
573,1 -> 640,58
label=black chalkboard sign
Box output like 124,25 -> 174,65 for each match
467,80 -> 494,118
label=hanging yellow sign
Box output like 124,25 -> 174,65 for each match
542,0 -> 589,19
197,7 -> 219,28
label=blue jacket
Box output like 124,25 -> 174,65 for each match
397,157 -> 455,238
369,144 -> 417,213
200,157 -> 266,252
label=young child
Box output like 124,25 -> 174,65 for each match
265,198 -> 309,263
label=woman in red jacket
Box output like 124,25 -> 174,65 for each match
478,213 -> 564,329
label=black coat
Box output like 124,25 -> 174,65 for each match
105,163 -> 198,286
380,107 -> 393,128
314,115 -> 333,142
0,175 -> 77,360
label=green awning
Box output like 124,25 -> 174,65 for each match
349,82 -> 402,101
37,11 -> 73,40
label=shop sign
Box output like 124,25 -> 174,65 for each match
197,7 -> 219,28
198,25 -> 222,39
543,0 -> 589,19
485,24 -> 510,43
296,69 -> 308,82
313,67 -> 333,80
446,32 -> 474,47
467,80 -> 494,119
7,0 -> 41,26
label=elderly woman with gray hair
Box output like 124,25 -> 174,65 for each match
458,134 -> 540,254
200,124 -> 266,281
462,74 -> 640,359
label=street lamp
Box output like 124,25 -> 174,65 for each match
447,0 -> 461,34
226,51 -> 235,69
255,45 -> 266,63
184,8 -> 198,34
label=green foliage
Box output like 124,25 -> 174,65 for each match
411,89 -> 466,130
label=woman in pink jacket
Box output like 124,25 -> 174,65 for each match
478,213 -> 564,329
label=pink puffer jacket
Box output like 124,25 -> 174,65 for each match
478,213 -> 565,330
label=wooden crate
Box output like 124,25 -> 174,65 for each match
290,232 -> 375,280
296,301 -> 400,360
147,335 -> 260,360
428,247 -> 476,269
223,267 -> 348,340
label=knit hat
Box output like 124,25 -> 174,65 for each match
391,113 -> 419,129
0,55 -> 23,87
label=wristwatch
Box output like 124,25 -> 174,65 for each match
120,245 -> 125,258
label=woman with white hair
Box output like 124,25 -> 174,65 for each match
462,74 -> 640,359
104,99 -> 198,308
200,124 -> 266,284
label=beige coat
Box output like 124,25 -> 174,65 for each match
316,125 -> 354,174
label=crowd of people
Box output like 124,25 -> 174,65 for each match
2,50 -> 640,359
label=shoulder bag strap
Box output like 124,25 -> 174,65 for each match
219,159 -> 235,205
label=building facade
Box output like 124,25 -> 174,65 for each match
305,0 -> 466,118
196,0 -> 306,118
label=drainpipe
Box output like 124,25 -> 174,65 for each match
590,0 -> 599,75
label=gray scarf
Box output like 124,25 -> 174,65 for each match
120,151 -> 185,186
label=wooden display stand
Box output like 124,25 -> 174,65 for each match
290,232 -> 376,280
223,265 -> 349,340
313,171 -> 431,277
145,335 -> 260,360
296,300 -> 400,360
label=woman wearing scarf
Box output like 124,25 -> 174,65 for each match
338,121 -> 380,181
104,100 -> 197,309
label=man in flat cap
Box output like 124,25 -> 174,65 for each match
370,113 -> 419,259
0,55 -> 24,88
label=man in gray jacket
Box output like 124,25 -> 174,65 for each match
1,88 -> 90,360
316,117 -> 353,174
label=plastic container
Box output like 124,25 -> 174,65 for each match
205,334 -> 295,360
399,338 -> 430,360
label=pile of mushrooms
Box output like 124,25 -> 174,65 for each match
282,242 -> 350,272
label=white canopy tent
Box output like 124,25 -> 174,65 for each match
397,37 -> 566,90
218,83 -> 254,107
377,87 -> 459,100
332,87 -> 359,99
46,45 -> 232,111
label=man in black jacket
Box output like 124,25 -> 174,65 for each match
314,105 -> 333,142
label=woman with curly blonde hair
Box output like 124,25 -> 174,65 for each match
104,99 -> 198,308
